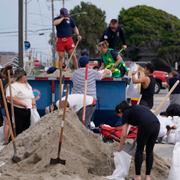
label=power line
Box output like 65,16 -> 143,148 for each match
0,28 -> 51,34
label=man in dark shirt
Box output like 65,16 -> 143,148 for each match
100,19 -> 127,50
53,8 -> 82,69
132,63 -> 155,109
116,101 -> 160,180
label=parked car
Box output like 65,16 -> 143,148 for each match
153,70 -> 169,94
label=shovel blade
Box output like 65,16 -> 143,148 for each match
12,155 -> 21,163
50,158 -> 66,165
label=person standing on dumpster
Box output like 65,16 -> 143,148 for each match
53,8 -> 82,69
116,101 -> 160,180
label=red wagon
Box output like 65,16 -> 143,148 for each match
99,124 -> 138,142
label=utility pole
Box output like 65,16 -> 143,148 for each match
18,0 -> 24,67
62,0 -> 65,7
25,0 -> 28,41
51,0 -> 56,64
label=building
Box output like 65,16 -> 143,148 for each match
0,52 -> 17,67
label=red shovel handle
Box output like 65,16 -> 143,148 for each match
85,64 -> 88,80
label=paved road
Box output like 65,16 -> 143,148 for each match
153,89 -> 169,112
153,89 -> 174,163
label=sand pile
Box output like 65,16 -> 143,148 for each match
0,109 -> 170,180
0,110 -> 114,180
36,69 -> 73,78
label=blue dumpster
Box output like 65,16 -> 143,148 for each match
94,80 -> 126,127
28,78 -> 73,115
28,78 -> 126,126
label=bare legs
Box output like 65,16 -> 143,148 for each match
68,49 -> 78,69
57,49 -> 78,70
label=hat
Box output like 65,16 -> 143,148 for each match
60,8 -> 69,17
78,56 -> 89,68
1,65 -> 13,77
110,19 -> 118,24
47,67 -> 57,74
14,68 -> 27,80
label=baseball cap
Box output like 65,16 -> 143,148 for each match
78,56 -> 89,68
60,8 -> 69,17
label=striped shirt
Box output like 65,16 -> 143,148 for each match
72,68 -> 101,99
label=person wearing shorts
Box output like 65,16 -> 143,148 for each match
54,8 -> 82,69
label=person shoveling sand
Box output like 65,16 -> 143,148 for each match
0,109 -> 170,180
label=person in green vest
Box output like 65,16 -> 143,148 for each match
98,40 -> 128,78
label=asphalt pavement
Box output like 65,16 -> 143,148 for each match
153,89 -> 169,112
153,88 -> 174,163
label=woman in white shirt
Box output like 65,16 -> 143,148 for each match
6,69 -> 35,135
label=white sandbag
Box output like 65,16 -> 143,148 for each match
30,108 -> 40,126
129,62 -> 138,73
98,69 -> 112,79
172,116 -> 180,128
175,127 -> 180,143
126,79 -> 140,99
126,62 -> 141,99
106,151 -> 131,180
168,142 -> 180,180
157,115 -> 174,138
167,130 -> 176,144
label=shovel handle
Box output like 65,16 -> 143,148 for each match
68,40 -> 80,62
7,70 -> 16,137
154,80 -> 180,115
0,79 -> 15,142
58,61 -> 63,109
82,64 -> 88,126
57,85 -> 69,158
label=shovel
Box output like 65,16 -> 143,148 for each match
153,80 -> 180,115
58,60 -> 63,116
66,39 -> 80,69
82,64 -> 88,126
50,84 -> 69,165
7,70 -> 16,137
0,79 -> 21,163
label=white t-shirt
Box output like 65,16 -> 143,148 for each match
158,115 -> 174,138
56,94 -> 95,112
6,82 -> 34,109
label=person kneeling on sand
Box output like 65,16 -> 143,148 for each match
56,94 -> 96,128
116,101 -> 160,180
157,112 -> 176,143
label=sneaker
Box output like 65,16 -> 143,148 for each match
89,121 -> 95,129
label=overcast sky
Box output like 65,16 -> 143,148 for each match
0,0 -> 180,58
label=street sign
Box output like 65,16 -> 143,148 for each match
24,41 -> 31,50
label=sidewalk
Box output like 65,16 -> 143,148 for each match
154,143 -> 174,163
